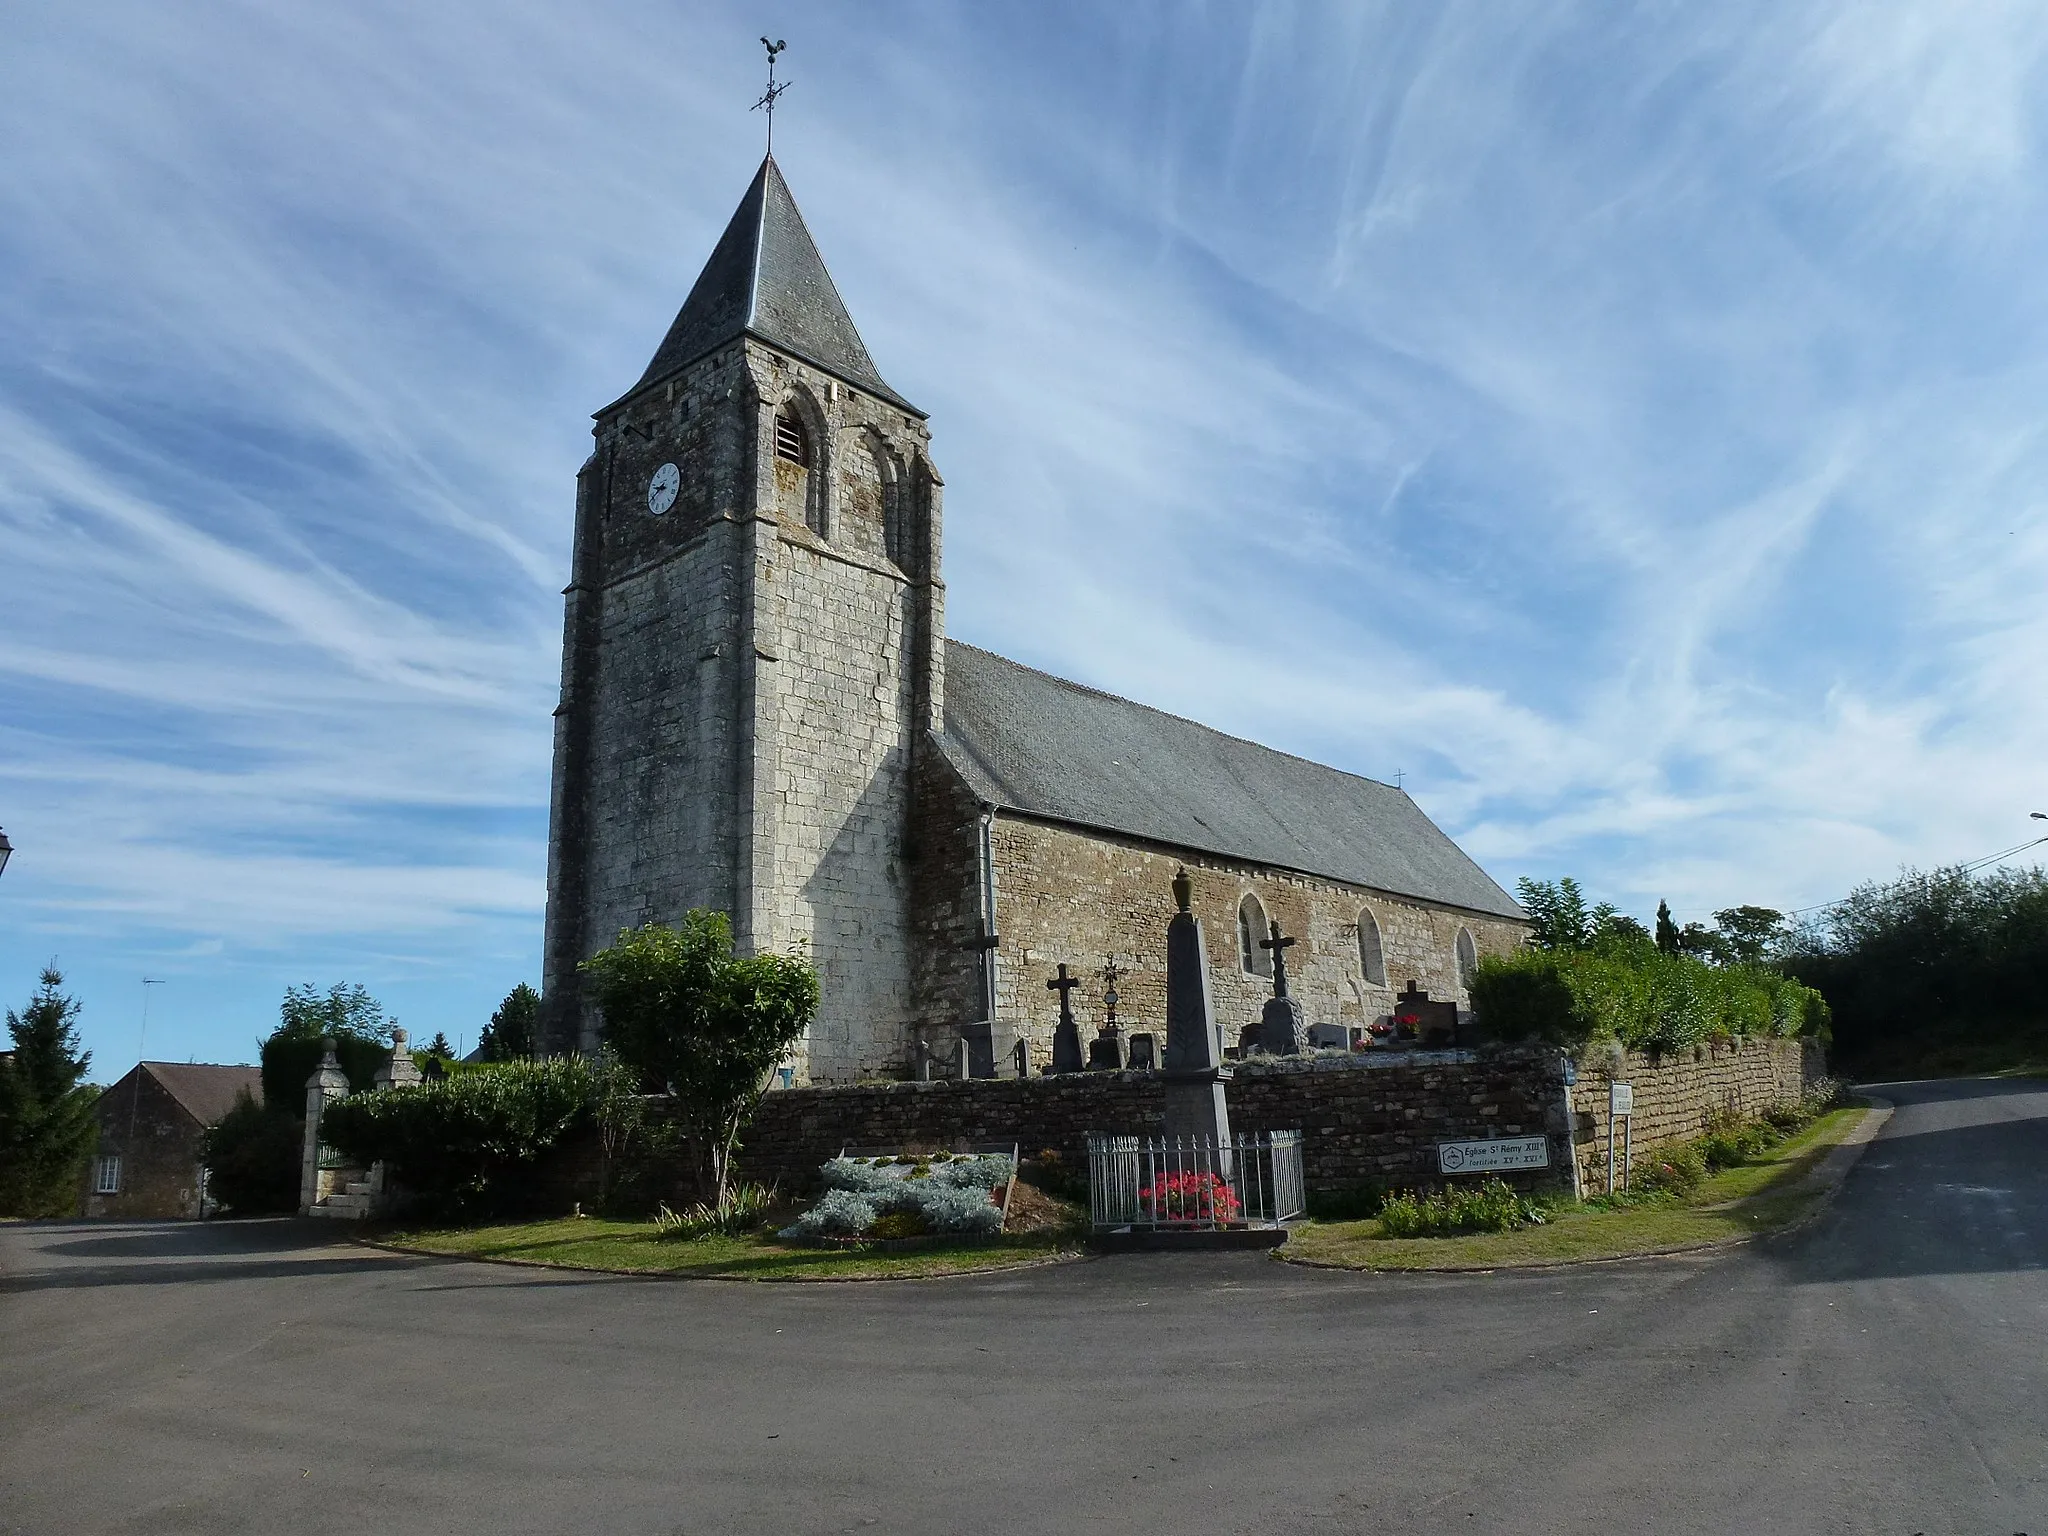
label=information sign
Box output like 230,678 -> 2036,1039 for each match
1609,1082 -> 1634,1115
1437,1136 -> 1549,1174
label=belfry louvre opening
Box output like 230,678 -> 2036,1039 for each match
774,411 -> 808,465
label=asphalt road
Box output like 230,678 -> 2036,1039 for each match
3,1076 -> 2043,1536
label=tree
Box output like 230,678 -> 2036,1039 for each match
0,967 -> 101,1217
1676,922 -> 1730,963
1592,913 -> 1651,948
425,1031 -> 454,1060
199,1088 -> 301,1214
279,981 -> 387,1040
1655,900 -> 1681,956
259,983 -> 391,1108
581,912 -> 818,1204
1518,877 -> 1646,953
1782,863 -> 2048,1074
1713,906 -> 1787,967
1517,877 -> 1592,951
478,983 -> 538,1062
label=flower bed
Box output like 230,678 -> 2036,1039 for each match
780,1148 -> 1017,1245
1139,1170 -> 1241,1225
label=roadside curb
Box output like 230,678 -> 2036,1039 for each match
1274,1099 -> 1894,1275
346,1234 -> 1090,1284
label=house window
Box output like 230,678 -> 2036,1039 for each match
93,1155 -> 121,1195
1456,927 -> 1479,990
1238,893 -> 1272,978
1358,909 -> 1386,987
774,411 -> 808,466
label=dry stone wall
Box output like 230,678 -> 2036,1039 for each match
536,1038 -> 1826,1210
732,1047 -> 1576,1197
1566,1037 -> 1823,1190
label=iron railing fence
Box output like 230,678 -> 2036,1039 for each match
1086,1130 -> 1305,1233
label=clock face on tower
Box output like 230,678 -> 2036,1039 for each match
646,462 -> 680,516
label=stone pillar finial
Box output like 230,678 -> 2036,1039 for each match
1172,867 -> 1192,914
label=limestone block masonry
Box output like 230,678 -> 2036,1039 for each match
539,154 -> 1534,1087
1566,1037 -> 1824,1191
540,332 -> 943,1084
984,818 -> 1528,1067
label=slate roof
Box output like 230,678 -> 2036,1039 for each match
937,644 -> 1527,922
624,156 -> 918,414
137,1063 -> 263,1126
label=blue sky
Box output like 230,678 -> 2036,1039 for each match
5,3 -> 2048,1079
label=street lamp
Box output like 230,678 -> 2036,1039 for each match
0,827 -> 12,879
2033,812 -> 2047,821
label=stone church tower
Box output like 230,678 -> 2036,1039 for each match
540,156 -> 944,1082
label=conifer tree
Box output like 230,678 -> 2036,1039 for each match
1655,900 -> 1681,956
479,983 -> 539,1062
0,967 -> 100,1216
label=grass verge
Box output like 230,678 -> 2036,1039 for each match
378,1217 -> 1083,1281
1281,1104 -> 1869,1272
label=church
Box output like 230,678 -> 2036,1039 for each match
539,155 -> 1529,1082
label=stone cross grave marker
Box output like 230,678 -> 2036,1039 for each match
1393,982 -> 1459,1047
1248,921 -> 1307,1055
1048,964 -> 1085,1074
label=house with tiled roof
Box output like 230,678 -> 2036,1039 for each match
79,1062 -> 261,1219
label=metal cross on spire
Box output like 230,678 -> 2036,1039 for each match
752,37 -> 790,155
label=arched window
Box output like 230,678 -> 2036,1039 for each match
1238,893 -> 1272,978
1357,909 -> 1386,987
771,405 -> 825,538
773,410 -> 809,466
1455,927 -> 1478,990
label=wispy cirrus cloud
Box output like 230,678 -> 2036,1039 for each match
3,1 -> 2047,1072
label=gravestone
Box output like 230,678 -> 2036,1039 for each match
959,1020 -> 997,1079
1247,921 -> 1307,1055
1161,868 -> 1233,1146
1306,1023 -> 1349,1050
1393,982 -> 1459,1047
1048,965 -> 1085,1074
1126,1032 -> 1158,1072
1086,1025 -> 1124,1071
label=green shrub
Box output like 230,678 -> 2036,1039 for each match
314,1057 -> 596,1218
652,1181 -> 778,1240
1470,944 -> 1828,1056
581,912 -> 818,1205
1631,1143 -> 1706,1198
867,1211 -> 930,1240
1376,1178 -> 1545,1237
199,1091 -> 302,1214
1696,1116 -> 1779,1172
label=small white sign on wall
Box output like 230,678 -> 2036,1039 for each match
1610,1082 -> 1634,1115
1438,1136 -> 1549,1174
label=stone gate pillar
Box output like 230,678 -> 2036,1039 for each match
298,1037 -> 350,1216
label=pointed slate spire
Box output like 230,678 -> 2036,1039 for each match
628,156 -> 918,413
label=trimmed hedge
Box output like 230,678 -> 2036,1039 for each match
315,1057 -> 596,1217
1470,943 -> 1829,1055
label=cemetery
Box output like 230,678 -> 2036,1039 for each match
285,861 -> 1832,1278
